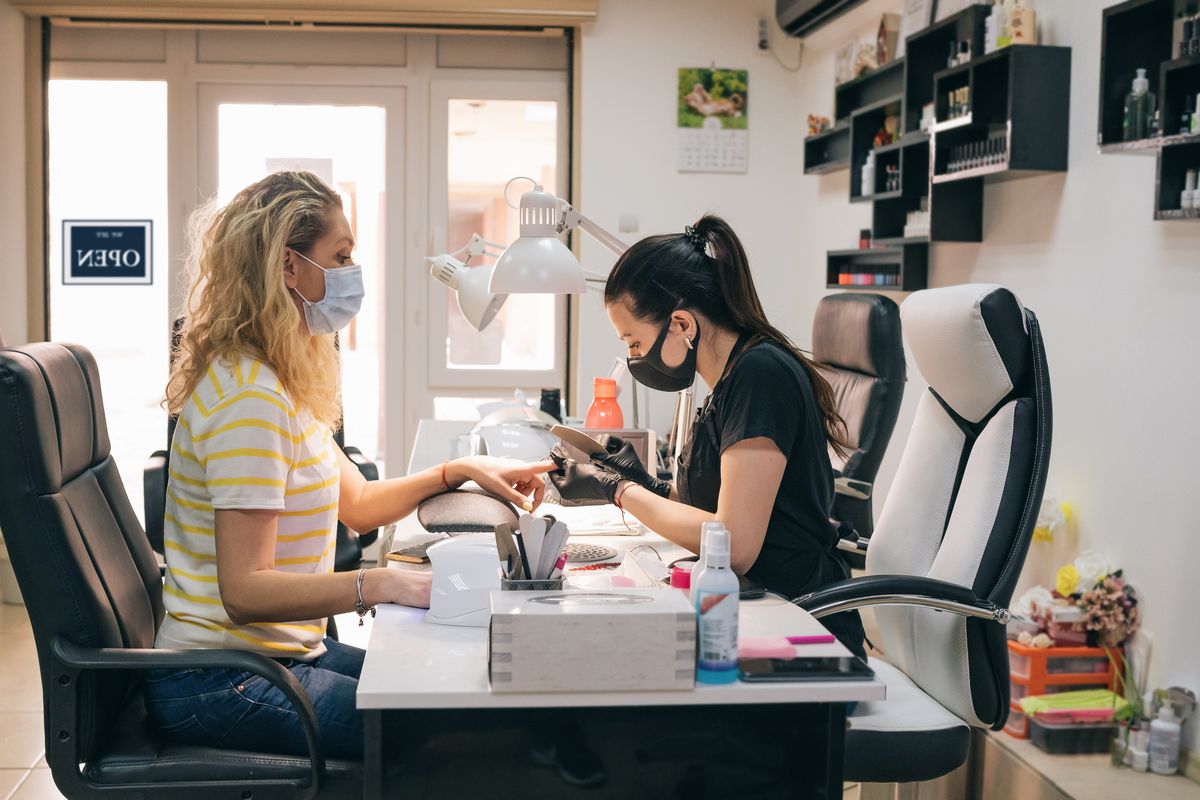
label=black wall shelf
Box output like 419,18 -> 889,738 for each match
1099,0 -> 1200,220
808,6 -> 1073,291
826,243 -> 928,292
804,123 -> 851,175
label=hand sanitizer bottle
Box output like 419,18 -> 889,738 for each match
1149,704 -> 1182,774
690,521 -> 725,606
694,528 -> 739,685
1124,69 -> 1155,141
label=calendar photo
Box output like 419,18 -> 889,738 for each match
677,66 -> 749,173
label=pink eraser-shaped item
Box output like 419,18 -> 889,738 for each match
738,635 -> 796,659
609,575 -> 636,588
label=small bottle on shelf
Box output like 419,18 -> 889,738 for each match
1123,69 -> 1156,142
948,40 -> 958,69
1183,16 -> 1195,58
1183,169 -> 1198,211
861,152 -> 876,197
1182,95 -> 1195,137
958,40 -> 971,66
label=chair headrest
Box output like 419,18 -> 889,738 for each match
813,293 -> 905,380
901,284 -> 1030,424
0,343 -> 111,491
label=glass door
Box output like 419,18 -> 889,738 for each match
48,79 -> 169,523
196,83 -> 404,473
426,79 -> 569,423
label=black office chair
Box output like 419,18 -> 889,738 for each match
0,343 -> 362,799
798,284 -> 1052,783
144,319 -> 378,571
812,293 -> 906,568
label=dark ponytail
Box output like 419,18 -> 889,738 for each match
604,214 -> 851,458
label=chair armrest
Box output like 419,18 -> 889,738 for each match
794,574 -> 1010,624
342,446 -> 378,483
49,636 -> 325,798
142,452 -> 168,554
834,476 -> 872,500
341,446 -> 379,549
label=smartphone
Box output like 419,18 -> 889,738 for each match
737,656 -> 875,682
386,542 -> 433,564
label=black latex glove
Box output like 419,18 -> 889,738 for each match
593,435 -> 672,499
548,445 -> 625,506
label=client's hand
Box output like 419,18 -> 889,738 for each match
366,568 -> 433,609
548,445 -> 626,506
592,435 -> 672,499
450,456 -> 556,511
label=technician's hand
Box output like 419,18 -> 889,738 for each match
365,568 -> 432,609
593,435 -> 672,499
450,456 -> 555,511
547,445 -> 626,506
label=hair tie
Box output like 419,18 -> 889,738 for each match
683,225 -> 706,251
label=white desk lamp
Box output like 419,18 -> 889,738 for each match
488,178 -> 629,295
427,234 -> 508,332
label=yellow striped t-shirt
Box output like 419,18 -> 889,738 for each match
154,355 -> 340,661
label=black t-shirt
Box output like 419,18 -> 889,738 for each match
677,339 -> 865,657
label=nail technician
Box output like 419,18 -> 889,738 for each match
549,215 -> 866,658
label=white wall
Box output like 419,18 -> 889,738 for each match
0,0 -> 27,346
582,0 -> 1200,750
577,0 -> 809,429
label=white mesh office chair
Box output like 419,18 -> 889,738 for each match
799,283 -> 1052,783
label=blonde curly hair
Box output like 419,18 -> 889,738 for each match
167,171 -> 344,428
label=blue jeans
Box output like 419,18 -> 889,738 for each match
143,638 -> 365,760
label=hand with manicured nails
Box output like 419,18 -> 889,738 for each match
547,445 -> 626,506
449,456 -> 556,512
592,435 -> 672,499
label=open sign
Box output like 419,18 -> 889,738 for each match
63,221 -> 153,285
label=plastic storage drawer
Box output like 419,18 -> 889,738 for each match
1004,706 -> 1029,739
1029,717 -> 1115,754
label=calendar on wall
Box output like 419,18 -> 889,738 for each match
677,67 -> 748,173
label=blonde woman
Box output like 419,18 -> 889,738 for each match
144,171 -> 551,759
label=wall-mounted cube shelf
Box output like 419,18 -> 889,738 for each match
807,5 -> 1073,291
1099,0 -> 1200,220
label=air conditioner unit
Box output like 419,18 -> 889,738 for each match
776,0 -> 870,37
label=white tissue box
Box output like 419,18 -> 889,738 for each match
488,588 -> 696,693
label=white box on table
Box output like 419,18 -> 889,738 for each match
488,588 -> 696,693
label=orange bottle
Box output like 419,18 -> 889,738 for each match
585,377 -> 623,429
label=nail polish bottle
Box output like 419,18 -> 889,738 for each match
948,40 -> 958,69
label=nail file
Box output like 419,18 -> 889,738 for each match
550,424 -> 606,458
494,523 -> 521,580
534,519 -> 568,580
513,531 -> 532,581
524,515 -> 549,580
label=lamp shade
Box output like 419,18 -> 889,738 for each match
428,255 -> 508,332
488,185 -> 586,295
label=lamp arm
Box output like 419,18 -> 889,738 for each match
560,206 -> 629,256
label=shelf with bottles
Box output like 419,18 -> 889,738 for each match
871,194 -> 932,242
1154,139 -> 1200,218
1160,54 -> 1200,140
804,122 -> 852,175
826,241 -> 927,292
931,45 -> 1071,183
1097,0 -> 1190,150
903,4 -> 990,136
849,94 -> 904,201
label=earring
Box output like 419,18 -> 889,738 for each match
685,337 -> 694,350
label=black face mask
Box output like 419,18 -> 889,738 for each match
627,317 -> 700,393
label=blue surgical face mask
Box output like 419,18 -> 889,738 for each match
291,249 -> 365,335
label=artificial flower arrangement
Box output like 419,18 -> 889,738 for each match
1010,550 -> 1140,650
